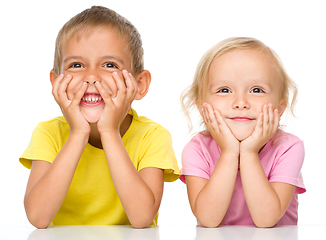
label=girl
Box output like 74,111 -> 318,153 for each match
180,37 -> 305,228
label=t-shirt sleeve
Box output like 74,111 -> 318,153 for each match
180,137 -> 212,183
19,121 -> 60,169
137,127 -> 180,182
269,139 -> 306,194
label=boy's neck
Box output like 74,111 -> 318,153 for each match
88,114 -> 133,149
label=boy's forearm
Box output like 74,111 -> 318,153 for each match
240,153 -> 282,227
24,133 -> 88,228
101,132 -> 162,228
194,153 -> 238,227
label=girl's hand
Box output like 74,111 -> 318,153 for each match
52,74 -> 90,136
95,70 -> 138,134
202,103 -> 240,156
240,104 -> 280,154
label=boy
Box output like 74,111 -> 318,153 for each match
20,6 -> 179,229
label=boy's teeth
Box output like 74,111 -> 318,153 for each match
82,97 -> 103,103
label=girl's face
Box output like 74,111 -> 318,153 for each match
204,49 -> 286,141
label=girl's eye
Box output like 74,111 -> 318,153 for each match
104,63 -> 118,68
217,88 -> 230,93
251,88 -> 264,93
69,63 -> 84,68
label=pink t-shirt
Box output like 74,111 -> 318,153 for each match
180,130 -> 305,226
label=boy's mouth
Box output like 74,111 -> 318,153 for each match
81,92 -> 103,105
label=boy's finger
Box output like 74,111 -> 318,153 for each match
112,71 -> 128,102
70,82 -> 88,106
95,81 -> 114,105
57,75 -> 73,107
125,71 -> 138,102
52,74 -> 65,102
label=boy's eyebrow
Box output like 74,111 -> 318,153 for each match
63,56 -> 125,65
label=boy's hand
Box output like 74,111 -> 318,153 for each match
95,70 -> 138,134
202,103 -> 240,156
52,74 -> 90,136
240,104 -> 280,154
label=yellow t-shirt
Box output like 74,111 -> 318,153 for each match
20,109 -> 180,225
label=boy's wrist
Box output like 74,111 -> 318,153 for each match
69,132 -> 90,145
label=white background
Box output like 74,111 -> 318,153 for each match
1,0 -> 325,227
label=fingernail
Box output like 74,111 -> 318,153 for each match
113,72 -> 118,75
95,81 -> 100,85
123,69 -> 128,73
83,82 -> 87,86
59,74 -> 64,77
66,75 -> 70,78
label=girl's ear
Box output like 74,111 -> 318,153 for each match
134,70 -> 151,100
50,69 -> 57,86
278,99 -> 287,117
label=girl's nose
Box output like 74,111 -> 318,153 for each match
232,96 -> 250,109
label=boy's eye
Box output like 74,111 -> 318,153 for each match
104,63 -> 118,68
250,88 -> 264,93
69,63 -> 84,68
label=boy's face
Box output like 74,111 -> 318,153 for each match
204,49 -> 286,141
58,27 -> 132,123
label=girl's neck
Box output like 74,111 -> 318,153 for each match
88,114 -> 133,149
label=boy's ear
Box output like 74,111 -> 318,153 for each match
134,70 -> 151,100
50,69 -> 57,86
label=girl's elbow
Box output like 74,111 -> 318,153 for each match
197,215 -> 223,228
253,217 -> 278,228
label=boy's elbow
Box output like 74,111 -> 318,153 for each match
26,210 -> 51,229
28,216 -> 51,229
129,212 -> 157,229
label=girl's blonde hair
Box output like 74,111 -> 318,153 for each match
180,37 -> 298,131
53,6 -> 144,76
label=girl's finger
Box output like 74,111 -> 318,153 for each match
262,104 -> 270,134
268,104 -> 274,128
272,108 -> 280,133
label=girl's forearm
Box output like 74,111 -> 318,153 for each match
193,153 -> 238,227
240,153 -> 282,227
24,133 -> 88,228
101,132 -> 163,228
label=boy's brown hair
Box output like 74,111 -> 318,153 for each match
53,6 -> 144,76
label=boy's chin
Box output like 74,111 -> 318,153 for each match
81,109 -> 102,124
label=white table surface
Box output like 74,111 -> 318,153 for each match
1,225 -> 325,240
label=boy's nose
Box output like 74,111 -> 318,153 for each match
84,69 -> 101,84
